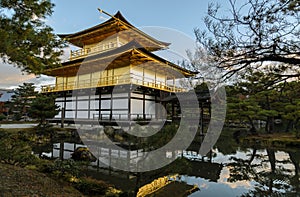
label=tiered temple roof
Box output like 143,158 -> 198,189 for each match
42,11 -> 197,93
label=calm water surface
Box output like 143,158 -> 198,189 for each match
35,130 -> 300,197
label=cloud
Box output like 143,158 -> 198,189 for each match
219,167 -> 253,189
0,63 -> 35,88
99,15 -> 109,21
0,45 -> 73,90
0,61 -> 55,90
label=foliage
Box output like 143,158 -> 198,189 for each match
195,0 -> 300,81
145,124 -> 178,150
226,85 -> 261,132
28,93 -> 59,126
10,83 -> 37,121
0,0 -> 64,74
74,176 -> 111,196
226,71 -> 300,133
0,132 -> 38,167
47,159 -> 118,196
0,128 -> 119,196
0,114 -> 6,121
50,159 -> 81,179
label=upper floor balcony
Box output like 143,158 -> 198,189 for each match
41,73 -> 186,93
70,41 -> 122,61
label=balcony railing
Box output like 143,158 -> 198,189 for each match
41,74 -> 186,93
70,42 -> 120,60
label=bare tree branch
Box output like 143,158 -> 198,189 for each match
195,0 -> 300,82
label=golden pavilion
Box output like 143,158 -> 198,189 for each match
41,11 -> 197,124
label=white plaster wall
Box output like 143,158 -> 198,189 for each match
145,100 -> 156,116
101,94 -> 111,99
145,95 -> 154,100
113,99 -> 128,109
131,99 -> 143,115
55,97 -> 64,102
65,111 -> 75,119
90,100 -> 99,110
66,101 -> 76,110
112,93 -> 128,98
131,93 -> 143,98
77,100 -> 89,110
77,96 -> 89,100
77,111 -> 88,119
90,111 -> 98,119
101,100 -> 111,109
90,95 -> 98,99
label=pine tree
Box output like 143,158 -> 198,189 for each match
0,0 -> 64,74
10,83 -> 37,121
29,94 -> 59,126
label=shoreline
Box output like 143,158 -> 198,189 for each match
240,133 -> 300,149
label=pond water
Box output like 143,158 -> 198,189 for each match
187,148 -> 299,196
34,129 -> 300,196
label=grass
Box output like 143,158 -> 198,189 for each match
0,163 -> 84,196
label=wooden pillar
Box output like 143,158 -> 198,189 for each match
142,67 -> 145,86
61,92 -> 67,128
155,92 -> 158,120
88,89 -> 91,120
66,76 -> 68,90
106,70 -> 109,85
61,107 -> 65,128
128,89 -> 131,120
154,69 -> 157,88
59,142 -> 64,160
110,90 -> 113,121
99,88 -> 102,120
173,77 -> 175,92
143,90 -> 146,120
77,75 -> 79,88
111,67 -> 115,85
55,77 -> 58,90
62,77 -> 65,91
75,93 -> 78,119
90,73 -> 92,87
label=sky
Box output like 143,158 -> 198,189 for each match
0,0 -> 230,90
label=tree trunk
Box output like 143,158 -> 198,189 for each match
289,152 -> 300,177
248,149 -> 257,165
270,116 -> 275,133
285,120 -> 293,132
266,117 -> 274,133
247,116 -> 257,134
265,118 -> 270,133
267,149 -> 276,194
